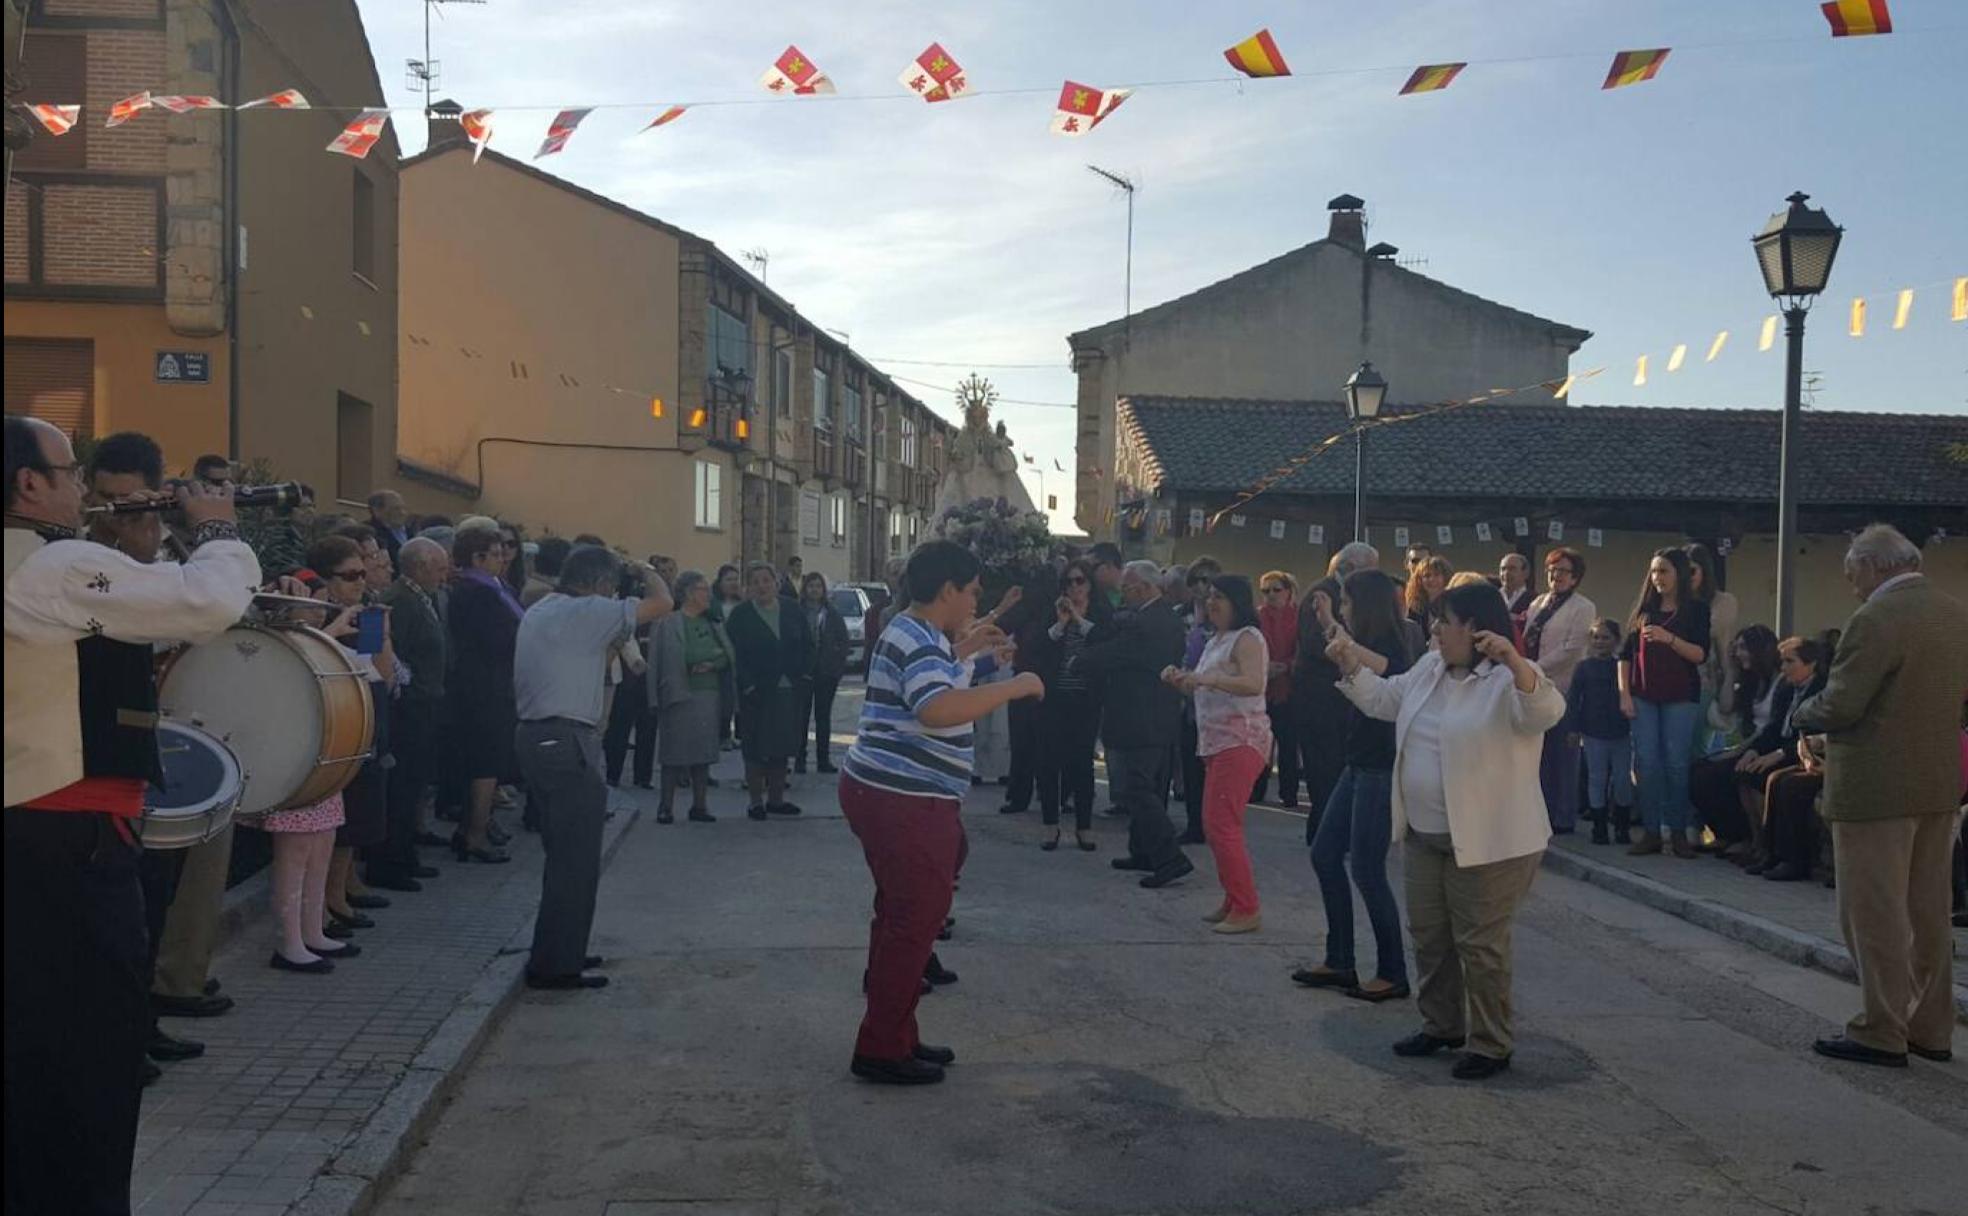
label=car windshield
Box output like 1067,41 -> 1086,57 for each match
830,589 -> 863,616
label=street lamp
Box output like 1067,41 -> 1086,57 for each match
1343,361 -> 1387,543
1752,191 -> 1843,635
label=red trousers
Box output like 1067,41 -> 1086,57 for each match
1204,745 -> 1267,917
839,774 -> 963,1060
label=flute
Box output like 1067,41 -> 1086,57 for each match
85,482 -> 310,516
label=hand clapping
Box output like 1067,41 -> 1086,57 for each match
1471,630 -> 1518,665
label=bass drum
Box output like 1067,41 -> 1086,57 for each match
159,622 -> 374,814
138,720 -> 243,849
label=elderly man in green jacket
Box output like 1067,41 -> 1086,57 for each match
1792,524 -> 1968,1069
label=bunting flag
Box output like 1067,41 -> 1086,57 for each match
1759,315 -> 1779,351
1706,330 -> 1729,361
1954,277 -> 1968,322
1603,48 -> 1670,90
105,91 -> 151,128
459,108 -> 494,162
1667,343 -> 1687,372
151,94 -> 224,112
1049,80 -> 1130,136
1893,288 -> 1913,329
28,104 -> 81,135
761,45 -> 834,95
535,107 -> 592,158
1053,459 -> 1064,472
643,105 -> 688,131
1550,373 -> 1575,399
898,42 -> 970,102
325,108 -> 389,159
1822,0 -> 1892,37
1633,355 -> 1648,386
1849,297 -> 1866,336
1223,28 -> 1290,78
239,88 -> 309,110
1399,62 -> 1466,94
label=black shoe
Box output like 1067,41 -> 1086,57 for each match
1392,1031 -> 1466,1057
583,955 -> 605,969
148,1031 -> 205,1062
1343,982 -> 1412,1004
747,804 -> 768,821
323,922 -> 354,941
851,1054 -> 946,1085
913,1042 -> 956,1065
412,864 -> 441,879
1139,855 -> 1194,889
367,874 -> 423,893
1909,1042 -> 1953,1062
1452,1052 -> 1511,1081
143,1059 -> 164,1086
329,910 -> 375,930
1041,830 -> 1061,852
313,941 -> 362,959
415,831 -> 452,849
1076,831 -> 1098,852
1111,855 -> 1152,872
1813,1036 -> 1907,1068
487,822 -> 513,846
767,801 -> 803,817
1102,805 -> 1129,819
346,892 -> 392,911
924,953 -> 958,985
817,761 -> 838,774
688,808 -> 716,823
1290,967 -> 1359,990
203,978 -> 221,996
269,952 -> 334,974
525,972 -> 609,991
655,809 -> 675,825
1590,821 -> 1610,845
153,992 -> 234,1019
1762,861 -> 1810,882
937,922 -> 953,942
1000,803 -> 1029,815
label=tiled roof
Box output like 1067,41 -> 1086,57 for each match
1118,396 -> 1968,507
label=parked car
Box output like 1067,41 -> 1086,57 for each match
839,581 -> 892,674
831,585 -> 872,672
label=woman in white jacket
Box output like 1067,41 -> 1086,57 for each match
1329,580 -> 1567,1081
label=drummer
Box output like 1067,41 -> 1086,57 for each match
5,417 -> 259,1216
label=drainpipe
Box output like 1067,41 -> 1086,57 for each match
217,0 -> 241,462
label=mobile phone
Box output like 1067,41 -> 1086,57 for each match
354,606 -> 386,655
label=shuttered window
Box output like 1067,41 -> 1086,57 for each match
16,33 -> 88,171
3,337 -> 95,439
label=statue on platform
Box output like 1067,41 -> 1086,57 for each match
935,374 -> 1038,517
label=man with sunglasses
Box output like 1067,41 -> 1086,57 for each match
5,416 -> 258,1216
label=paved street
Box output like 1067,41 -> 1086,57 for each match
376,686 -> 1965,1216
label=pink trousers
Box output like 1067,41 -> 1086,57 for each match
1203,745 -> 1267,917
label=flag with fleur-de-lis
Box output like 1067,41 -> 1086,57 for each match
898,42 -> 970,103
1049,81 -> 1131,137
761,45 -> 835,96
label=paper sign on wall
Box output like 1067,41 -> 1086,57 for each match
1269,519 -> 1287,539
1513,517 -> 1530,538
1587,528 -> 1604,548
1230,514 -> 1247,528
1436,525 -> 1453,545
1187,508 -> 1206,529
1547,520 -> 1565,541
1475,521 -> 1493,542
1394,526 -> 1411,548
1308,523 -> 1325,545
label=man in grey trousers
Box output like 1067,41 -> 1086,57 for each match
513,545 -> 671,990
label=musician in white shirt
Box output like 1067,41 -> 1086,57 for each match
5,415 -> 258,1216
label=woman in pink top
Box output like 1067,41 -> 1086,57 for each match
1163,575 -> 1272,934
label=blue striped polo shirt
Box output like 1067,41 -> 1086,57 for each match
843,611 -> 973,801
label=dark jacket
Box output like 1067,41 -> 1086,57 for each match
724,595 -> 814,698
381,577 -> 446,703
1073,595 -> 1185,749
1747,672 -> 1828,757
806,601 -> 851,683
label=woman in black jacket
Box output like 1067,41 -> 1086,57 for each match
1739,634 -> 1831,879
796,571 -> 851,775
1690,624 -> 1780,852
723,562 -> 813,820
1027,558 -> 1106,850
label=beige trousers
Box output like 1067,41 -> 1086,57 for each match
152,822 -> 234,999
1831,814 -> 1956,1055
1405,830 -> 1542,1059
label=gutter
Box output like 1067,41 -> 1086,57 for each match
217,0 -> 241,462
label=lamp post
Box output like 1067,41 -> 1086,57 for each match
1751,192 -> 1842,636
1343,361 -> 1387,543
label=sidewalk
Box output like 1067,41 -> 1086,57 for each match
127,784 -> 650,1216
1542,830 -> 1968,1022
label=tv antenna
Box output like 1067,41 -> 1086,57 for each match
1087,164 -> 1137,344
742,248 -> 770,284
408,0 -> 487,120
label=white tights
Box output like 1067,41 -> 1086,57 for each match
270,828 -> 346,963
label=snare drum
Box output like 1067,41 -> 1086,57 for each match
159,622 -> 374,815
138,720 -> 243,850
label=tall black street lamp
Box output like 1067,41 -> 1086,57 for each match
1343,361 -> 1387,543
1751,192 -> 1843,635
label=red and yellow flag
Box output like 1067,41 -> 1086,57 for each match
1223,29 -> 1290,78
643,105 -> 687,132
1821,0 -> 1892,37
760,45 -> 834,96
239,88 -> 309,110
29,104 -> 81,135
1049,81 -> 1131,137
1603,48 -> 1670,90
1399,63 -> 1465,95
105,91 -> 152,128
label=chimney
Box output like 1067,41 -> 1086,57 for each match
1326,193 -> 1366,250
426,97 -> 464,153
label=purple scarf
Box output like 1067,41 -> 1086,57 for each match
457,567 -> 524,621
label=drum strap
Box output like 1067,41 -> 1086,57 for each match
115,708 -> 159,730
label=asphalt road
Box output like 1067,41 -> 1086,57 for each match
375,686 -> 1965,1216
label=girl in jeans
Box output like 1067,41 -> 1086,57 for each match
1295,568 -> 1414,1000
1618,549 -> 1710,857
1570,619 -> 1634,845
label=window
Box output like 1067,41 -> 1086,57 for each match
842,381 -> 863,441
694,460 -> 723,529
16,34 -> 87,171
812,367 -> 832,430
907,513 -> 920,548
800,489 -> 822,543
352,170 -> 376,283
774,345 -> 793,417
707,302 -> 750,389
872,411 -> 888,493
336,392 -> 375,502
3,338 -> 94,439
889,510 -> 904,555
830,493 -> 848,547
901,415 -> 918,466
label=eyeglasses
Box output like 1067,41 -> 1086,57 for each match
1548,565 -> 1577,578
39,461 -> 85,485
328,569 -> 367,583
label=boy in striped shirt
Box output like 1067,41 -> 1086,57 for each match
840,541 -> 1043,1085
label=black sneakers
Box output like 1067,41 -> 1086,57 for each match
851,1054 -> 945,1085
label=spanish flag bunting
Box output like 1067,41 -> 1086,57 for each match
151,94 -> 224,112
1633,355 -> 1648,387
459,108 -> 494,163
1706,330 -> 1729,361
1550,374 -> 1575,399
1224,28 -> 1291,78
1821,0 -> 1892,37
643,105 -> 688,131
1953,277 -> 1967,322
1049,80 -> 1131,137
1603,48 -> 1669,90
1666,343 -> 1687,373
1399,63 -> 1466,95
239,88 -> 309,110
761,45 -> 834,96
325,108 -> 389,159
534,107 -> 591,159
1759,315 -> 1778,351
105,91 -> 151,128
899,42 -> 970,103
28,104 -> 81,135
1849,297 -> 1866,337
1892,288 -> 1913,330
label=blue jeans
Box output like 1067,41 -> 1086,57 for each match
1581,735 -> 1633,811
1309,767 -> 1406,984
1632,700 -> 1699,834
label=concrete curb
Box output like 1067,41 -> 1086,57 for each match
286,804 -> 643,1216
1540,846 -> 1968,1025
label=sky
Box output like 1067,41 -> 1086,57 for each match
354,0 -> 1968,531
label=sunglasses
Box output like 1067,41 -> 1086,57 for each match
328,569 -> 367,583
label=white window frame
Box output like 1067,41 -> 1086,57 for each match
694,460 -> 722,530
830,493 -> 848,548
900,415 -> 918,467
